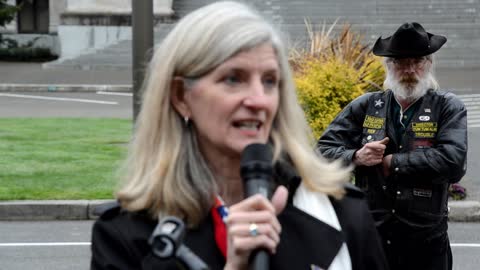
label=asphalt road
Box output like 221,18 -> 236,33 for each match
0,221 -> 92,270
0,221 -> 478,270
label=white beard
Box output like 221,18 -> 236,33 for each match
383,70 -> 436,104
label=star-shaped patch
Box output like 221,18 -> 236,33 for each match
374,99 -> 384,108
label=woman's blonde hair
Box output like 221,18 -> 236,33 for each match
117,1 -> 349,225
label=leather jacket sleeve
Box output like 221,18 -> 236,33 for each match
390,93 -> 468,184
316,94 -> 371,165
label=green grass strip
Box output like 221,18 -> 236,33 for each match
0,118 -> 131,200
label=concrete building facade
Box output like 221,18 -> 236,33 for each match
1,0 -> 172,57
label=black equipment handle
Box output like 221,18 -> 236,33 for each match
149,216 -> 210,270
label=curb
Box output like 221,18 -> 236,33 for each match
0,200 -> 114,221
448,200 -> 480,222
0,84 -> 132,92
0,200 -> 479,222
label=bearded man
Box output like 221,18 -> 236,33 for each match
316,22 -> 468,270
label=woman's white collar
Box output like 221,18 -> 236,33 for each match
293,183 -> 341,231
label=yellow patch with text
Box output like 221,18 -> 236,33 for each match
412,122 -> 437,138
363,115 -> 385,130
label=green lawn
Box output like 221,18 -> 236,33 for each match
0,118 -> 131,200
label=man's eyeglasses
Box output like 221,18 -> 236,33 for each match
390,57 -> 428,67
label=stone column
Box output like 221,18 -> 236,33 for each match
49,0 -> 67,33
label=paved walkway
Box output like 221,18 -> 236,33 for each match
0,62 -> 131,86
0,61 -> 478,221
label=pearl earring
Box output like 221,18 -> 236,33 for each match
184,116 -> 189,125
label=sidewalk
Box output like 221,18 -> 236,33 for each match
0,61 -> 132,92
0,61 -> 479,222
0,62 -> 132,85
0,200 -> 113,221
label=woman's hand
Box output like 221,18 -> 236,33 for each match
224,186 -> 288,270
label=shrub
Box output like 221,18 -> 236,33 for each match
0,0 -> 20,48
0,0 -> 19,28
291,21 -> 385,138
295,58 -> 364,138
0,47 -> 58,62
0,36 -> 58,62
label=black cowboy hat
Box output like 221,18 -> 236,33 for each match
372,22 -> 447,58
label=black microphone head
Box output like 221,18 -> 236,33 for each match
240,143 -> 273,166
240,144 -> 273,198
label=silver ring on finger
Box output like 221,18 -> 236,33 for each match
249,223 -> 259,237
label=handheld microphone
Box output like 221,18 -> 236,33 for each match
240,143 -> 274,270
149,216 -> 209,270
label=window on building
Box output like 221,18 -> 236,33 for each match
17,0 -> 49,33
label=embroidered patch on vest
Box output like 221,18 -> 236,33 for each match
419,115 -> 431,121
412,139 -> 434,149
363,115 -> 385,129
412,122 -> 437,138
374,98 -> 385,108
413,188 -> 433,198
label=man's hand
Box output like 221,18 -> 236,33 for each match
354,137 -> 389,166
